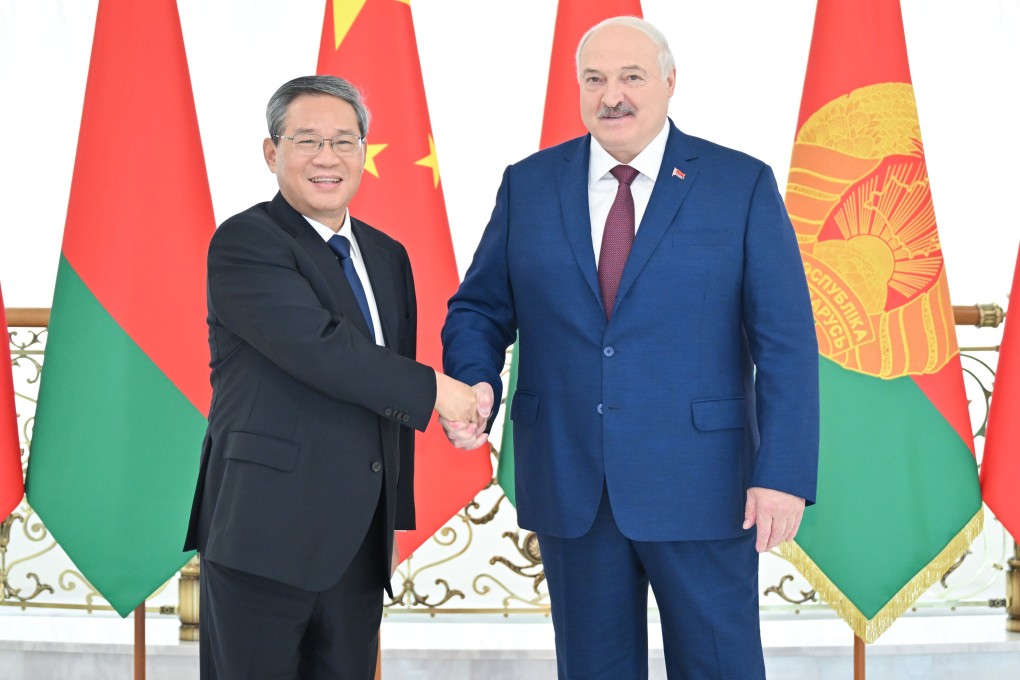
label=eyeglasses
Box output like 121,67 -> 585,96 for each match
275,133 -> 364,156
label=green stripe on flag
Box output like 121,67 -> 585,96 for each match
497,339 -> 519,507
26,256 -> 206,616
784,356 -> 982,634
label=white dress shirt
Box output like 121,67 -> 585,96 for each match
588,120 -> 670,264
306,212 -> 386,347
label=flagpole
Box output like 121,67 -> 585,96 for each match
134,603 -> 146,680
854,633 -> 865,680
1008,541 -> 1020,633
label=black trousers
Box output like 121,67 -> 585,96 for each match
199,499 -> 386,680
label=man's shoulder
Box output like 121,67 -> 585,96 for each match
220,201 -> 274,227
511,135 -> 588,170
674,128 -> 769,173
210,200 -> 286,249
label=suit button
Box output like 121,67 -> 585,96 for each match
371,461 -> 382,473
384,408 -> 393,417
597,403 -> 603,415
402,414 -> 410,423
603,346 -> 615,357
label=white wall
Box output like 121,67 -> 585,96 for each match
2,0 -> 1018,349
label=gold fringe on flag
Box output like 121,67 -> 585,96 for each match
779,506 -> 984,643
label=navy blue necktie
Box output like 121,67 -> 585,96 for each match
327,234 -> 376,341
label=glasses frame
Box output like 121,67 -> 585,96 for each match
275,133 -> 365,156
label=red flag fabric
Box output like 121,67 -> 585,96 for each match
540,0 -> 644,149
982,244 -> 1020,541
317,0 -> 490,560
0,286 -> 24,519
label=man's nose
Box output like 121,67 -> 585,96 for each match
602,82 -> 625,107
312,143 -> 343,164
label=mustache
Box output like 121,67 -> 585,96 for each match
598,103 -> 636,118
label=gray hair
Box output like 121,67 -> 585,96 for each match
576,16 -> 675,81
266,75 -> 371,141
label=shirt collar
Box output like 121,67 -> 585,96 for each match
305,211 -> 362,259
588,119 -> 671,187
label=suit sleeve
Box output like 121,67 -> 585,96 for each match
395,247 -> 418,530
442,166 -> 519,419
742,165 -> 820,503
208,215 -> 437,432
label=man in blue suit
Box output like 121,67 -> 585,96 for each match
441,16 -> 819,679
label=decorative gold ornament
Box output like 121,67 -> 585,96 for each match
787,82 -> 957,379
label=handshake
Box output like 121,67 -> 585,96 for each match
433,371 -> 495,450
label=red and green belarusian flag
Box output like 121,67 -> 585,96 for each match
317,0 -> 491,559
1,284 -> 24,520
25,0 -> 214,617
781,0 -> 983,642
498,0 -> 644,507
981,244 -> 1020,542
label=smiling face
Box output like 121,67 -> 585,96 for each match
578,24 -> 675,164
263,94 -> 365,230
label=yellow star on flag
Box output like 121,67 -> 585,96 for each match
414,135 -> 440,188
332,0 -> 367,49
364,143 -> 387,178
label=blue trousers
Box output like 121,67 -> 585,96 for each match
537,488 -> 765,679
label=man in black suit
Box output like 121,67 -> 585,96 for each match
184,75 -> 481,679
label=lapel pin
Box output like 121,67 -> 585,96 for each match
672,168 -> 686,180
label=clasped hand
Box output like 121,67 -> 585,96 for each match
433,376 -> 493,450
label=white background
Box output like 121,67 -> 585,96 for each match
1,0 -> 1018,350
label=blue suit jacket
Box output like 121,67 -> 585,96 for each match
443,122 -> 819,541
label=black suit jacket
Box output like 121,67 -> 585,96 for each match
184,192 -> 436,592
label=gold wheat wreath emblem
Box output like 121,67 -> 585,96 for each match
786,82 -> 957,380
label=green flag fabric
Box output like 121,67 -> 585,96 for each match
25,0 -> 215,616
498,340 -> 520,506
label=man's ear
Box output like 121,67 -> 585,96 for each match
263,137 -> 278,172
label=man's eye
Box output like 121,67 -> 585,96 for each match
334,140 -> 355,150
295,138 -> 320,149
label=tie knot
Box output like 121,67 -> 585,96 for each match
610,164 -> 639,186
327,234 -> 352,260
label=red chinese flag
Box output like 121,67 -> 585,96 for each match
317,0 -> 490,559
0,285 -> 24,519
982,244 -> 1020,541
541,0 -> 644,148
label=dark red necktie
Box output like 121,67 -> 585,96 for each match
598,164 -> 639,319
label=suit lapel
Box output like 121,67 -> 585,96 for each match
615,124 -> 699,310
267,193 -> 375,339
556,137 -> 603,310
352,219 -> 400,347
